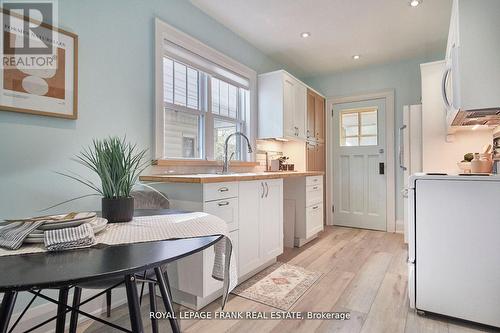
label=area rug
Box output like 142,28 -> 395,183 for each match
232,262 -> 322,310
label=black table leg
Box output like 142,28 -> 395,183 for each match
0,291 -> 17,333
55,287 -> 69,333
163,268 -> 173,300
148,283 -> 159,333
106,289 -> 112,317
69,287 -> 82,333
125,274 -> 144,333
154,267 -> 180,333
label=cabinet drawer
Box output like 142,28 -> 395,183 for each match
306,176 -> 323,186
305,203 -> 324,239
203,182 -> 238,202
306,184 -> 323,207
204,198 -> 239,232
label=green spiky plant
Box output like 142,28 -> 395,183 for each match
46,137 -> 158,210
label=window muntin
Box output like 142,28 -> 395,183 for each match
340,108 -> 378,147
162,57 -> 248,160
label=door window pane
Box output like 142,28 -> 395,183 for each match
360,136 -> 377,146
164,108 -> 201,158
340,108 -> 378,146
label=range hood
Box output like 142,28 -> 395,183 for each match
444,0 -> 500,130
451,108 -> 500,127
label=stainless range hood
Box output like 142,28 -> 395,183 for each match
452,108 -> 500,127
444,0 -> 500,131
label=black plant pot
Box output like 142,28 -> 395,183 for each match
102,197 -> 134,223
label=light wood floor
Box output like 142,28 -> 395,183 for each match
78,226 -> 498,333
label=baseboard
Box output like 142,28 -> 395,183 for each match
395,219 -> 404,234
10,287 -> 132,333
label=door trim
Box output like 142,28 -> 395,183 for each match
326,90 -> 396,232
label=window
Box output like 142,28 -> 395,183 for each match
155,19 -> 256,161
340,108 -> 378,146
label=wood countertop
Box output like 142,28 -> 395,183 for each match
139,171 -> 324,184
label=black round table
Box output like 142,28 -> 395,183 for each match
0,209 -> 223,333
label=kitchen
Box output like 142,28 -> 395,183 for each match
0,0 -> 500,332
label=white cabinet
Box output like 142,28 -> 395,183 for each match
156,179 -> 283,310
284,176 -> 324,247
238,181 -> 261,276
258,70 -> 307,140
259,179 -> 284,261
238,179 -> 284,276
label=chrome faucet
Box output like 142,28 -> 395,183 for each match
222,132 -> 253,174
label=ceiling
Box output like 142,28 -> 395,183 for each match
190,0 -> 453,78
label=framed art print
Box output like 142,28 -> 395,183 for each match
1,7 -> 78,119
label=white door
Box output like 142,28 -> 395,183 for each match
260,179 -> 283,261
332,99 -> 387,231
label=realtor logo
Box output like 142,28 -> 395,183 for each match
1,1 -> 58,69
3,2 -> 53,54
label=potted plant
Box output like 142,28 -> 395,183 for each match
57,137 -> 150,223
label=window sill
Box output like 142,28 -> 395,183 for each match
153,159 -> 260,167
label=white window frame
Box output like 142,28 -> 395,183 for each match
155,18 -> 257,161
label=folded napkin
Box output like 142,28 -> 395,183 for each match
0,220 -> 45,250
44,223 -> 96,251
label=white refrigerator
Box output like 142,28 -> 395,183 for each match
407,174 -> 500,328
401,104 -> 422,243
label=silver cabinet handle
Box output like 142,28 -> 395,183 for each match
261,182 -> 265,198
218,187 -> 229,192
312,186 -> 319,190
398,125 -> 407,171
265,182 -> 269,197
441,66 -> 452,110
218,201 -> 230,206
312,205 -> 319,210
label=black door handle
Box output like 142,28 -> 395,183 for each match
379,162 -> 385,175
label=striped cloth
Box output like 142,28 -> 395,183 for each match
0,220 -> 45,250
44,223 -> 96,251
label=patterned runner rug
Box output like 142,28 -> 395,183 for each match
232,262 -> 322,310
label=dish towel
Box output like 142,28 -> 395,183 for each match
44,223 -> 96,251
211,236 -> 236,308
0,220 -> 46,250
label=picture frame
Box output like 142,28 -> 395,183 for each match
0,9 -> 78,119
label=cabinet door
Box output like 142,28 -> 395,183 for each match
314,96 -> 325,143
260,179 -> 283,261
238,181 -> 261,276
294,82 -> 307,140
306,143 -> 316,171
316,143 -> 325,172
283,75 -> 296,138
307,91 -> 316,140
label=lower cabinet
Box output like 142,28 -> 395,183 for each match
238,179 -> 284,277
159,179 -> 283,310
284,175 -> 324,247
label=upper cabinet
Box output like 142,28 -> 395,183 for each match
307,89 -> 325,143
258,70 -> 307,140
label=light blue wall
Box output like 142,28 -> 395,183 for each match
302,54 -> 444,221
0,0 -> 284,312
0,0 -> 283,221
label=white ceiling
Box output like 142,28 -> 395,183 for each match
190,0 -> 453,78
